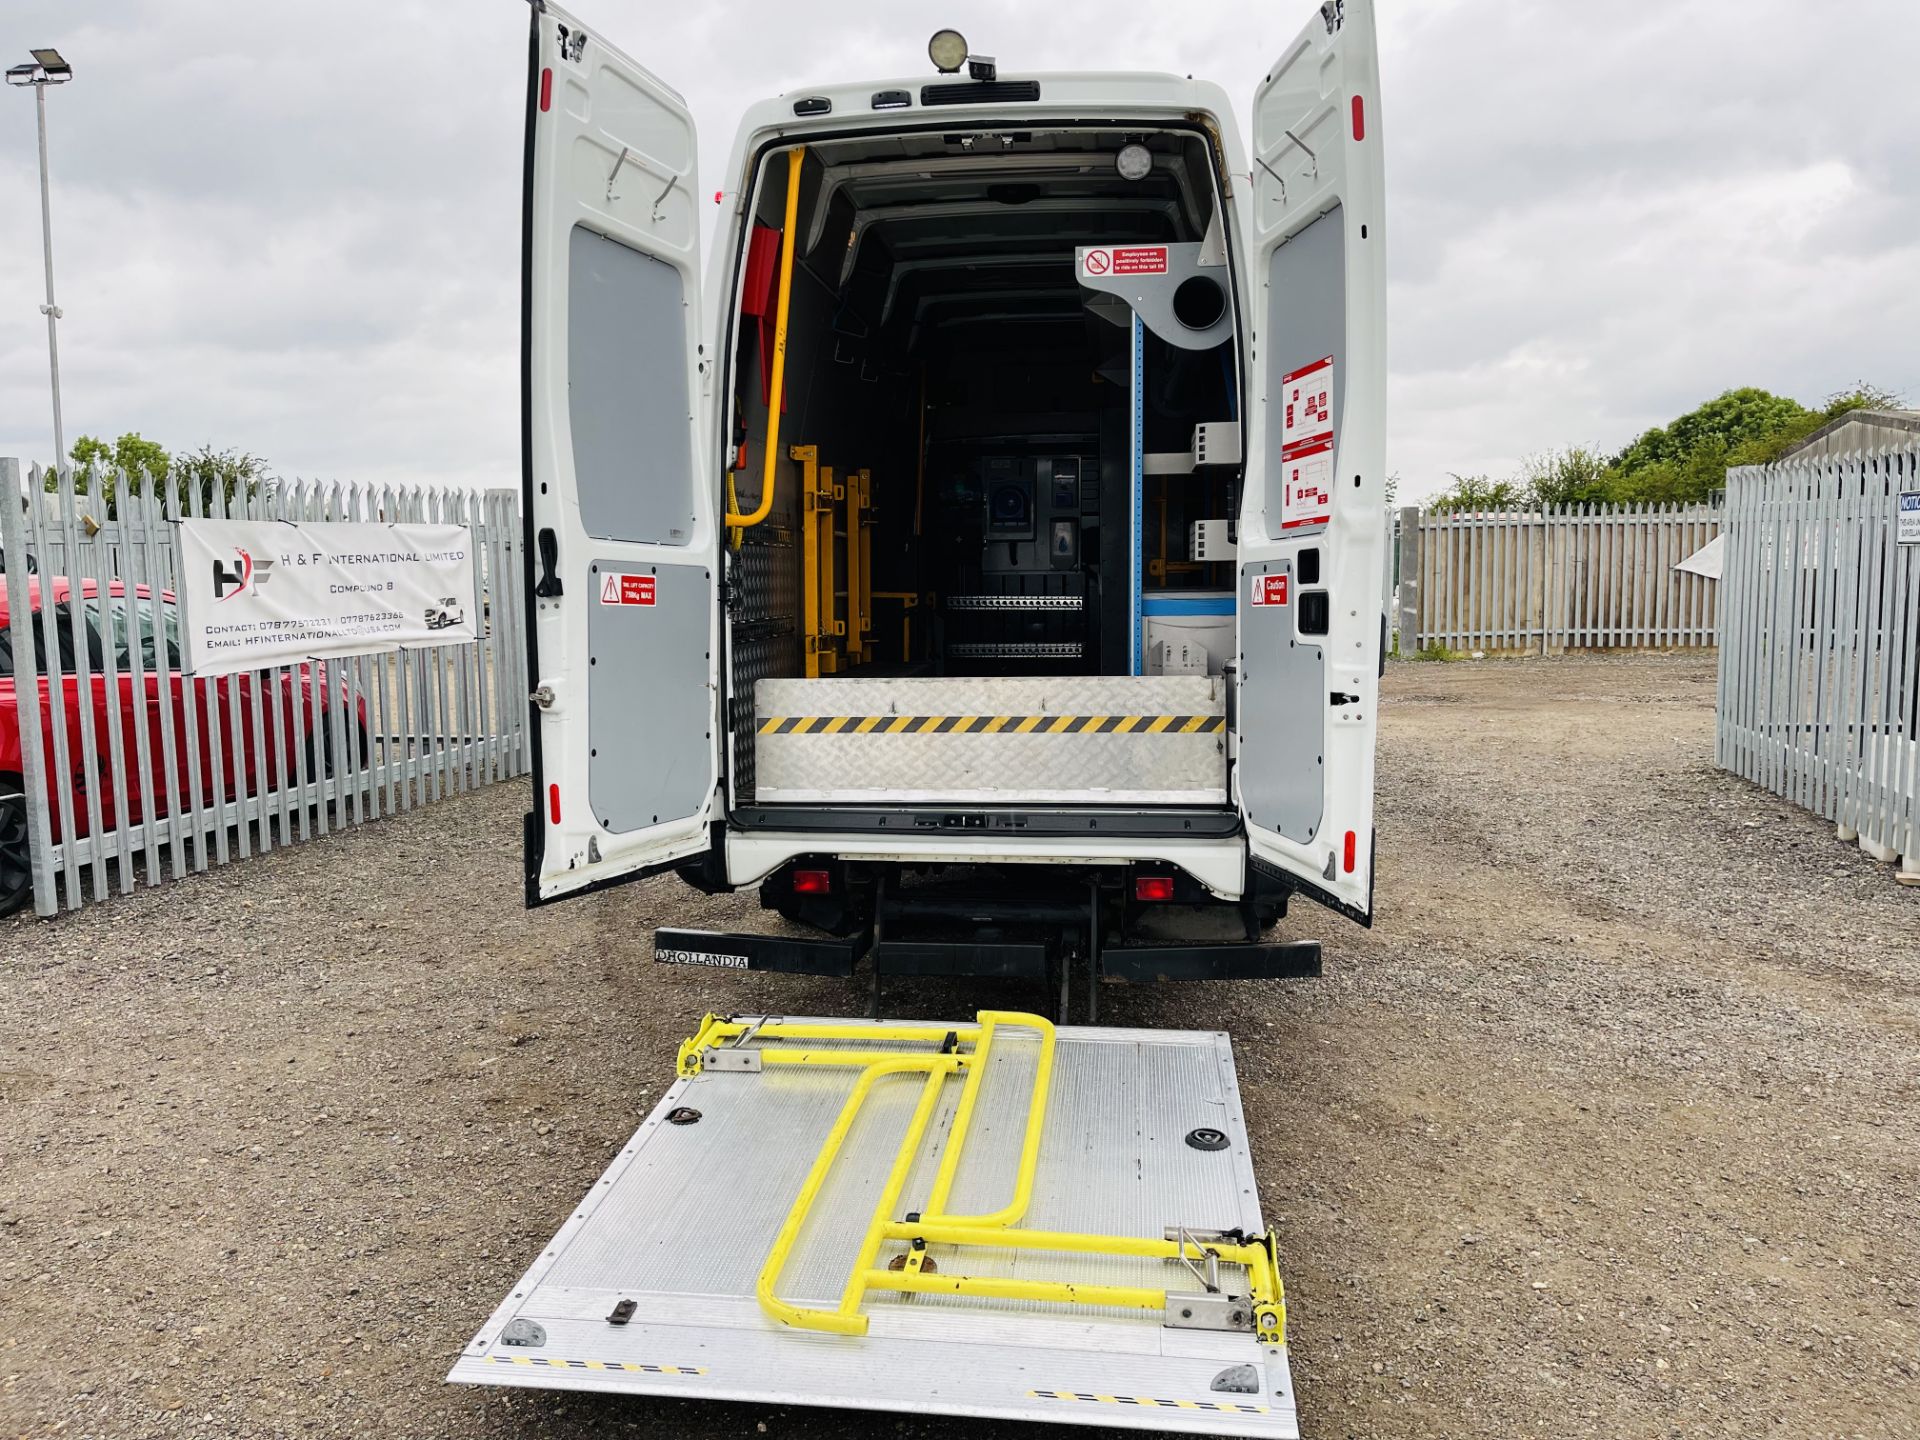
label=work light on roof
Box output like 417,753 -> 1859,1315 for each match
1116,143 -> 1153,181
928,29 -> 969,74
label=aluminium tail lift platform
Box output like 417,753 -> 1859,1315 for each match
451,1012 -> 1300,1436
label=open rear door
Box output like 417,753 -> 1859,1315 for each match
1235,0 -> 1386,924
521,3 -> 718,905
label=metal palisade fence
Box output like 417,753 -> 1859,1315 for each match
1716,446 -> 1919,873
1397,502 -> 1723,654
0,459 -> 528,917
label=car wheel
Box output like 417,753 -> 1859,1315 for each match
0,788 -> 32,917
305,724 -> 372,785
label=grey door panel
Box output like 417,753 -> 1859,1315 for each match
588,560 -> 712,832
1237,558 -> 1324,843
568,225 -> 698,547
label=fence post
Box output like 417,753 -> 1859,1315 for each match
1,459 -> 58,916
1395,505 -> 1422,655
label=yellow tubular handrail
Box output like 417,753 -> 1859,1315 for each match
754,1056 -> 961,1336
920,1010 -> 1055,1227
726,146 -> 805,534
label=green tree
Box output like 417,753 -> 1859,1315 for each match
71,431 -> 170,485
1424,473 -> 1529,513
1612,387 -> 1814,474
168,443 -> 273,514
1518,446 -> 1611,508
1606,384 -> 1904,502
47,435 -> 272,516
54,431 -> 173,514
1422,383 -> 1905,515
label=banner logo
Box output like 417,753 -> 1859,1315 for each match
212,547 -> 254,601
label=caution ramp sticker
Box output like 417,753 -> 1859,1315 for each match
489,1354 -> 706,1376
1030,1388 -> 1269,1414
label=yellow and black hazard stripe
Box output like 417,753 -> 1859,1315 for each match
758,714 -> 1225,736
488,1354 -> 706,1376
1030,1388 -> 1268,1414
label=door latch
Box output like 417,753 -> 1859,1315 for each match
530,685 -> 556,711
535,528 -> 563,598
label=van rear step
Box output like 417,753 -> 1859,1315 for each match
450,1012 -> 1299,1436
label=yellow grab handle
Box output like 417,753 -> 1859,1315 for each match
726,146 -> 805,533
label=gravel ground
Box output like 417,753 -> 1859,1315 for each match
3,652 -> 1916,1440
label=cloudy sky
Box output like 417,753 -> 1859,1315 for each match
2,0 -> 1916,502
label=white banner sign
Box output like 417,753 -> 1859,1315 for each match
178,518 -> 477,676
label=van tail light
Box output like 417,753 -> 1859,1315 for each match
1134,874 -> 1174,902
1343,830 -> 1357,873
791,868 -> 832,895
540,68 -> 553,112
548,784 -> 561,825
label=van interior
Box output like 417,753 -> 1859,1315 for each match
721,127 -> 1245,802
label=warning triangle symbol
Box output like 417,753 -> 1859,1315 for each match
600,572 -> 621,605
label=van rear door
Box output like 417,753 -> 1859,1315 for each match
1235,0 -> 1386,923
521,3 -> 719,904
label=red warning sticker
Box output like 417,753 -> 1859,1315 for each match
1250,573 -> 1291,607
598,573 -> 656,606
1280,438 -> 1335,531
1110,245 -> 1168,275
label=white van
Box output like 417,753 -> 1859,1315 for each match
521,1 -> 1386,1005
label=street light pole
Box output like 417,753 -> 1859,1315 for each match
33,78 -> 65,468
8,48 -> 74,473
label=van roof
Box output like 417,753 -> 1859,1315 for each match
734,71 -> 1239,145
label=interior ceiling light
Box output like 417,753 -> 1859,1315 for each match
1115,143 -> 1153,181
928,29 -> 969,74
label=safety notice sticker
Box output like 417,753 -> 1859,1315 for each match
1899,491 -> 1920,546
1250,573 -> 1291,607
599,573 -> 657,606
1281,355 -> 1334,452
1279,355 -> 1336,531
1111,246 -> 1168,274
1280,439 -> 1334,532
1080,245 -> 1168,278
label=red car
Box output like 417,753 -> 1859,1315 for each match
0,577 -> 369,914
